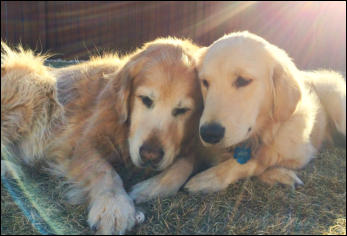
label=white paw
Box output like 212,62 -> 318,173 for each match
129,179 -> 157,203
185,168 -> 228,193
259,168 -> 303,188
129,176 -> 179,203
88,191 -> 137,235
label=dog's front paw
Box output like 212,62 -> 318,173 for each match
129,178 -> 159,203
88,191 -> 137,235
129,176 -> 179,203
259,167 -> 303,188
185,168 -> 228,193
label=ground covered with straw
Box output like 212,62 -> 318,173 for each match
1,61 -> 346,235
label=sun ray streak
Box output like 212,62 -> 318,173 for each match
1,146 -> 81,235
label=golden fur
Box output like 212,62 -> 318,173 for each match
49,38 -> 202,234
1,38 -> 202,234
1,42 -> 63,168
185,31 -> 346,193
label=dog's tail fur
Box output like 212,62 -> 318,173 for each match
303,70 -> 346,136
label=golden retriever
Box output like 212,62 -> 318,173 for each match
1,42 -> 64,175
47,38 -> 202,234
185,31 -> 346,193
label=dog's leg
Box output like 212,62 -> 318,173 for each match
57,153 -> 137,235
255,118 -> 317,187
185,154 -> 267,193
185,140 -> 309,193
129,155 -> 194,203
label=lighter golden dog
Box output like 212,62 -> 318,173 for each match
1,38 -> 202,234
1,42 -> 64,175
185,31 -> 346,193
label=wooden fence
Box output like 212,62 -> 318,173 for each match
1,1 -> 346,72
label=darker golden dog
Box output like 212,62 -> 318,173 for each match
1,38 -> 203,234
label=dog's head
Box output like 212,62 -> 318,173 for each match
101,38 -> 202,170
197,32 -> 301,148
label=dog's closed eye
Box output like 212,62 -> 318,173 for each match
201,79 -> 209,89
234,76 -> 253,88
139,96 -> 153,108
172,107 -> 190,117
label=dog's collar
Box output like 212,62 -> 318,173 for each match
233,143 -> 252,164
227,137 -> 260,164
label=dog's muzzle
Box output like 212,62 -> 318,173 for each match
139,143 -> 164,168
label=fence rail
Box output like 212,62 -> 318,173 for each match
1,1 -> 346,72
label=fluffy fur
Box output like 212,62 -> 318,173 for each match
1,42 -> 63,169
1,38 -> 203,234
47,37 -> 202,234
185,31 -> 346,193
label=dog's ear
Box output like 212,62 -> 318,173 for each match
271,62 -> 301,122
1,65 -> 5,76
99,54 -> 147,124
46,86 -> 64,122
195,47 -> 208,69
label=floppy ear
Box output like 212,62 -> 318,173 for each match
1,65 -> 5,76
46,86 -> 64,122
195,47 -> 207,69
98,54 -> 146,124
271,62 -> 301,122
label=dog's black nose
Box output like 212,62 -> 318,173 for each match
139,144 -> 164,167
200,122 -> 225,144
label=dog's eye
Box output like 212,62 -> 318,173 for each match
234,76 -> 252,88
172,108 -> 190,117
139,96 -> 153,108
201,79 -> 209,88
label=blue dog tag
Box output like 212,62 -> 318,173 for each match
233,145 -> 252,164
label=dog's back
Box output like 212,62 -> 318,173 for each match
52,54 -> 121,121
303,70 -> 346,138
